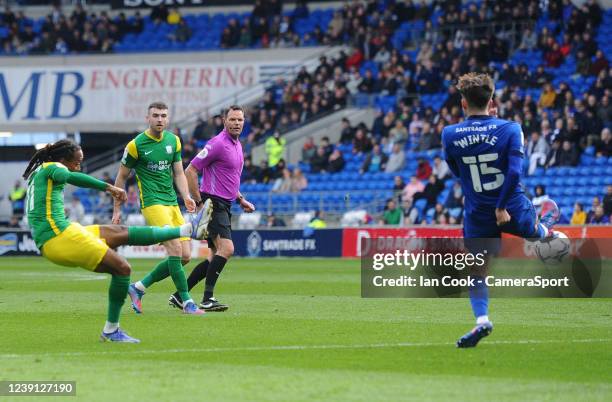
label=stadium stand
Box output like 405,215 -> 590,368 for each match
2,0 -> 611,228
229,0 -> 612,225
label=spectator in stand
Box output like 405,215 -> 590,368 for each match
292,0 -> 309,20
392,176 -> 405,200
360,144 -> 388,174
8,180 -> 26,217
538,83 -> 556,109
545,138 -> 562,168
150,4 -> 169,24
603,185 -> 612,217
416,122 -> 440,151
588,205 -> 610,224
310,146 -> 328,173
597,95 -> 611,128
327,11 -> 344,44
272,159 -> 287,180
532,66 -> 552,87
432,156 -> 450,182
401,176 -> 424,204
192,117 -> 208,140
123,185 -> 139,214
358,69 -> 378,94
519,27 -> 537,51
320,136 -> 334,158
408,113 -> 424,143
413,175 -> 444,211
558,140 -> 579,166
594,128 -> 611,157
352,128 -> 372,154
389,119 -> 408,146
241,157 -> 260,184
327,149 -> 345,173
301,137 -> 316,162
339,118 -> 355,144
291,168 -> 308,192
380,199 -> 402,225
433,203 -> 449,225
265,131 -> 286,167
590,50 -> 609,77
272,168 -> 293,193
586,196 -> 601,221
385,143 -> 406,173
167,8 -> 181,24
308,210 -> 327,229
576,50 -> 591,76
444,181 -> 464,224
65,194 -> 85,222
571,202 -> 587,225
526,131 -> 550,175
258,160 -> 273,183
531,185 -> 550,209
168,20 -> 192,43
545,43 -> 564,68
415,158 -> 432,180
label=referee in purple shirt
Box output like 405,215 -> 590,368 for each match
169,105 -> 255,311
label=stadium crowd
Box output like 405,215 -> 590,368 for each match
0,4 -> 141,54
0,3 -> 205,55
1,0 -> 611,227
223,0 -> 611,225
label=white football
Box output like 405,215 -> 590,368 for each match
535,231 -> 571,265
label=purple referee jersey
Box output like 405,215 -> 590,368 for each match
190,129 -> 244,201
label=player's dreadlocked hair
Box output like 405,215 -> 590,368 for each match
22,139 -> 81,180
456,73 -> 495,109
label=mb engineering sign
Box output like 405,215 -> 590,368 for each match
0,61 -> 285,130
0,71 -> 83,120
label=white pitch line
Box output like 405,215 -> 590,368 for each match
5,272 -> 107,281
1,338 -> 611,359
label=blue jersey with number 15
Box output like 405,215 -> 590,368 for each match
442,115 -> 525,215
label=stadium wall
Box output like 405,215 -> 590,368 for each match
2,226 -> 612,258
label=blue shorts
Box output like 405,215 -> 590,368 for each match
463,195 -> 538,256
463,195 -> 538,239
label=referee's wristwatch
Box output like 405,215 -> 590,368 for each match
195,199 -> 204,206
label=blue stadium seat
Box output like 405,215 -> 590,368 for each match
414,198 -> 427,214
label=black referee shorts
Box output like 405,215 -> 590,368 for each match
201,193 -> 233,244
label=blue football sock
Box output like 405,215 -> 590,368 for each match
469,275 -> 489,320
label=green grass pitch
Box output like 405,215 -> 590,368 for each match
1,257 -> 611,401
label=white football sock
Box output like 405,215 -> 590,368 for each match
134,281 -> 146,292
476,315 -> 490,325
539,223 -> 549,238
103,321 -> 119,334
180,223 -> 193,237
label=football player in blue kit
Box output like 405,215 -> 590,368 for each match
442,73 -> 560,348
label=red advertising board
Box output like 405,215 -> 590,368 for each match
342,227 -> 462,257
341,226 -> 612,257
